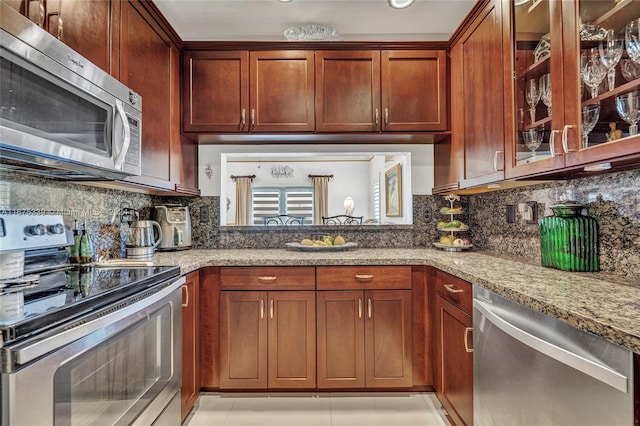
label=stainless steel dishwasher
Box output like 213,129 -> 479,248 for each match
473,286 -> 634,426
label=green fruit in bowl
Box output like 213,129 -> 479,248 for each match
437,221 -> 447,228
439,236 -> 453,245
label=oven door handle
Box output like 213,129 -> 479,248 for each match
10,276 -> 185,366
473,298 -> 629,393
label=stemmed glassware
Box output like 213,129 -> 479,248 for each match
581,103 -> 600,148
625,19 -> 640,64
599,29 -> 624,91
539,73 -> 552,117
581,48 -> 607,98
522,126 -> 544,158
525,79 -> 541,123
615,91 -> 640,136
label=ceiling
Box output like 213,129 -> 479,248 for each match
152,0 -> 477,42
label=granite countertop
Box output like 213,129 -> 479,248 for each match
151,248 -> 640,354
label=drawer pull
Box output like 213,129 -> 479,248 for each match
464,327 -> 473,353
258,276 -> 277,283
444,284 -> 464,294
355,274 -> 374,281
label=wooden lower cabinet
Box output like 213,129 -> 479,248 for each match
317,289 -> 413,389
435,271 -> 473,426
181,271 -> 200,422
219,290 -> 316,389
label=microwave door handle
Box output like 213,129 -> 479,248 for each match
113,100 -> 131,170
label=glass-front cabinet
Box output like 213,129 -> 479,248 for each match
506,0 -> 640,179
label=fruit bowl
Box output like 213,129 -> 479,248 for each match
433,242 -> 473,252
437,224 -> 469,232
285,242 -> 358,252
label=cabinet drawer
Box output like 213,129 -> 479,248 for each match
316,266 -> 411,290
435,270 -> 472,315
220,267 -> 315,290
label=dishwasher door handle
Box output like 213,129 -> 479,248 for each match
473,298 -> 629,393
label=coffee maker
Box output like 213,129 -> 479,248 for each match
153,205 -> 192,251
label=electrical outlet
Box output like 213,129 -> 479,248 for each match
200,206 -> 210,224
423,207 -> 432,221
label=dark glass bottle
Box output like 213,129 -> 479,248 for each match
539,203 -> 599,272
69,220 -> 81,264
79,221 -> 94,264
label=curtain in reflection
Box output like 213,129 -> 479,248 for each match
312,176 -> 330,225
235,177 -> 252,226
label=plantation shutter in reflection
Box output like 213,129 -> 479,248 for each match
252,187 -> 313,225
286,190 -> 313,224
252,190 -> 280,225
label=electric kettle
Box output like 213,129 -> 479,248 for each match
126,220 -> 163,259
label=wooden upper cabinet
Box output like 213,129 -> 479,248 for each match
183,50 -> 314,133
315,50 -> 381,132
249,50 -> 315,132
381,50 -> 448,131
46,0 -> 114,73
6,0 -> 114,73
183,51 -> 249,133
119,0 -> 173,187
458,0 -> 506,188
505,0 -> 640,180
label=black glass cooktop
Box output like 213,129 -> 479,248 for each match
0,264 -> 180,344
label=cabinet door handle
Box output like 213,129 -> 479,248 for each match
250,108 -> 255,130
444,284 -> 464,294
47,11 -> 63,39
550,129 -> 561,157
258,276 -> 277,283
493,150 -> 504,172
367,298 -> 372,318
384,108 -> 389,125
241,108 -> 246,129
354,274 -> 374,282
33,0 -> 46,28
562,124 -> 576,153
270,299 -> 274,319
358,298 -> 363,319
260,299 -> 264,319
375,108 -> 379,127
464,327 -> 473,353
181,284 -> 189,308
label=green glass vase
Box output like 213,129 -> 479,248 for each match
539,203 -> 599,272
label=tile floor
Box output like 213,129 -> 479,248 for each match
184,392 -> 452,426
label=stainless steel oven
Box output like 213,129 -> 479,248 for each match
0,212 -> 183,425
1,276 -> 183,426
0,3 -> 141,180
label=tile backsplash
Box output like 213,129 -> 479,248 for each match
3,167 -> 639,280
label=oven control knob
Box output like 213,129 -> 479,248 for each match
48,223 -> 65,234
27,224 -> 46,236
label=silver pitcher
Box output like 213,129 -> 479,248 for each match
126,220 -> 163,259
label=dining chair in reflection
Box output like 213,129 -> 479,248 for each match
263,214 -> 307,226
321,215 -> 363,225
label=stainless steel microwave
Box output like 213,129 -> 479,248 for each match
0,3 -> 142,180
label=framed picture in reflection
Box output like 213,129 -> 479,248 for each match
385,163 -> 402,217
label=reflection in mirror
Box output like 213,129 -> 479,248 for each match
220,152 -> 413,226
